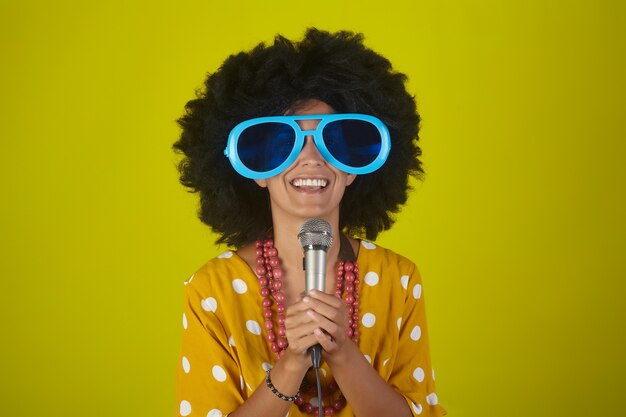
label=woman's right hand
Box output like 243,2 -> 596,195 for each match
282,294 -> 321,371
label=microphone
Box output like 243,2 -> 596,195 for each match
298,218 -> 333,296
298,218 -> 333,417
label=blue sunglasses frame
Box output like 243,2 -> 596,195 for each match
224,113 -> 391,180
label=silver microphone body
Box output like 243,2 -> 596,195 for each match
298,218 -> 334,294
304,246 -> 328,294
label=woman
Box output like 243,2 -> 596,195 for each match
173,29 -> 446,417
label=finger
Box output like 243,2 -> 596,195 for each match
309,290 -> 344,308
289,333 -> 322,355
306,309 -> 341,337
303,296 -> 344,323
314,328 -> 337,351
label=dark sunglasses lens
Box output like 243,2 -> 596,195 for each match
322,120 -> 382,167
237,122 -> 296,172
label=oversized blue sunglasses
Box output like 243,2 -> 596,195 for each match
224,113 -> 391,179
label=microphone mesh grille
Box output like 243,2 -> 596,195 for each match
298,218 -> 333,249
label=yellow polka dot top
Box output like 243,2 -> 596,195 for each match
175,241 -> 446,417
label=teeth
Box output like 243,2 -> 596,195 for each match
292,178 -> 328,188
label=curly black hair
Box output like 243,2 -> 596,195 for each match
173,28 -> 423,248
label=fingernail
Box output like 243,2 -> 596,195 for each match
303,297 -> 311,303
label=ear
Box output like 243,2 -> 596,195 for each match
254,178 -> 268,188
346,174 -> 357,186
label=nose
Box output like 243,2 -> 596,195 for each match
298,135 -> 326,168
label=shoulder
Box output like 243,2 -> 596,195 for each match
357,240 -> 418,276
182,250 -> 252,295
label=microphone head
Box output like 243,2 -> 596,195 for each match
298,218 -> 333,249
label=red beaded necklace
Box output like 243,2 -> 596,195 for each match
255,238 -> 360,416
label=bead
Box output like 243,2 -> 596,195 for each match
273,280 -> 283,290
347,329 -> 353,338
278,327 -> 286,336
264,320 -> 274,330
344,282 -> 354,292
345,294 -> 354,304
295,396 -> 304,406
256,257 -> 265,265
256,248 -> 263,256
351,321 -> 358,329
277,338 -> 288,349
274,292 -> 286,302
276,304 -> 285,313
335,290 -> 342,297
258,277 -> 268,286
277,314 -> 285,325
271,342 -> 279,352
267,248 -> 278,257
269,257 -> 280,267
344,271 -> 355,282
272,268 -> 283,279
333,398 -> 346,410
303,403 -> 314,414
264,239 -> 274,247
344,262 -> 354,272
262,298 -> 272,307
347,306 -> 354,314
266,333 -> 276,342
260,288 -> 270,297
256,266 -> 266,276
328,380 -> 338,391
324,406 -> 334,416
263,309 -> 272,318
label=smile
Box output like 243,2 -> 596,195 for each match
290,178 -> 328,189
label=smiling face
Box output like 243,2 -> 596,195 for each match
254,99 -> 357,225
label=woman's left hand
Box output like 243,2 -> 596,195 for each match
301,290 -> 354,363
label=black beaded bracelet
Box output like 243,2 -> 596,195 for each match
265,369 -> 300,402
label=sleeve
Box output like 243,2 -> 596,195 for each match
174,277 -> 244,417
387,264 -> 447,417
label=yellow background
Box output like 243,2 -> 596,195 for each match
1,1 -> 624,416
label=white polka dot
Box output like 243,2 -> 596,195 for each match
184,274 -> 194,285
412,402 -> 423,415
400,275 -> 409,290
246,320 -> 262,335
410,325 -> 422,341
310,397 -> 319,407
383,358 -> 390,366
182,356 -> 190,374
432,368 -> 436,380
207,409 -> 223,417
262,362 -> 272,372
180,400 -> 191,416
413,284 -> 422,299
413,367 -> 425,382
361,313 -> 376,328
320,368 -> 327,377
397,317 -> 402,330
426,393 -> 439,405
361,241 -> 376,250
182,313 -> 188,329
217,251 -> 233,259
201,297 -> 217,312
232,278 -> 248,294
364,354 -> 372,364
212,365 -> 227,382
228,335 -> 235,347
364,272 -> 379,286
